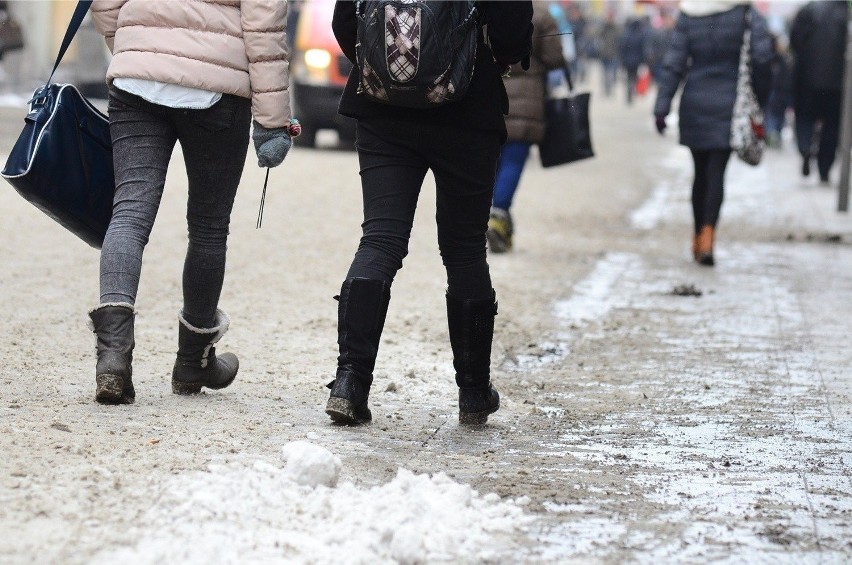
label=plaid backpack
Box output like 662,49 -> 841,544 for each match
355,0 -> 479,109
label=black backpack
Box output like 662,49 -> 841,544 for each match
355,0 -> 479,109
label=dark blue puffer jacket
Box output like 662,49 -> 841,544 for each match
653,5 -> 773,150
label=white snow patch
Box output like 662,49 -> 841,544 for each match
553,252 -> 637,325
281,440 -> 341,488
629,146 -> 693,231
91,444 -> 533,564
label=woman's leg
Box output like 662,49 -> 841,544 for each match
691,148 -> 730,266
701,149 -> 731,228
327,119 -> 428,424
816,91 -> 842,182
175,95 -> 252,328
346,120 -> 429,284
795,90 -> 817,176
168,95 -> 251,395
690,149 -> 709,235
488,141 -> 530,253
91,90 -> 176,404
491,141 -> 532,212
434,129 -> 502,300
100,91 -> 177,305
432,126 -> 503,424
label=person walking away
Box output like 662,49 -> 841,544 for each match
790,0 -> 848,185
487,2 -> 565,253
0,0 -> 24,89
325,1 -> 533,426
619,18 -> 647,106
765,34 -> 794,149
653,0 -> 772,267
598,13 -> 621,98
89,0 -> 296,404
647,11 -> 675,84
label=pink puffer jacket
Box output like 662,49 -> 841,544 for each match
91,0 -> 291,128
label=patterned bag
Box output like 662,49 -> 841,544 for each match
355,0 -> 479,109
730,9 -> 764,166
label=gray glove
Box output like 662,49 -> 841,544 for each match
252,120 -> 292,168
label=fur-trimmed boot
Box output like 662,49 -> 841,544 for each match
88,303 -> 136,405
325,278 -> 391,424
447,291 -> 500,425
172,309 -> 239,395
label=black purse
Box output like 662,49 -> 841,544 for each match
539,66 -> 594,168
1,0 -> 113,249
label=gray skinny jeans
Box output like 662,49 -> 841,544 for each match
101,88 -> 251,328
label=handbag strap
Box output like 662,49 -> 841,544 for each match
742,7 -> 752,66
47,0 -> 93,86
561,65 -> 575,93
737,6 -> 753,86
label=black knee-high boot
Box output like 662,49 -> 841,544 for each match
447,291 -> 500,425
326,278 -> 391,424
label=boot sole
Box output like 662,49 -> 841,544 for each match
459,402 -> 500,426
326,397 -> 371,424
171,373 -> 237,395
172,381 -> 204,395
95,374 -> 135,405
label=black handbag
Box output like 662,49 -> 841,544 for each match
539,67 -> 594,168
1,0 -> 113,249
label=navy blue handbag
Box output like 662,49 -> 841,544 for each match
1,0 -> 113,249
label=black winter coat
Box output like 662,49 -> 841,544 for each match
790,0 -> 848,93
332,1 -> 533,141
619,21 -> 647,72
653,5 -> 773,150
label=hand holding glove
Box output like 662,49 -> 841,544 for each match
252,119 -> 298,168
655,114 -> 667,135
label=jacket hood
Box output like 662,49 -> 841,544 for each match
679,0 -> 749,17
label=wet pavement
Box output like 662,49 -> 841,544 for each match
1,82 -> 851,563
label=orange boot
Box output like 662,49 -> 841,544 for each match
695,225 -> 715,266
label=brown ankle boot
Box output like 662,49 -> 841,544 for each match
692,232 -> 700,261
696,225 -> 715,266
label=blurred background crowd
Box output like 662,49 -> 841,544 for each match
0,0 -> 847,159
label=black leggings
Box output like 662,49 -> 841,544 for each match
690,149 -> 731,232
346,118 -> 502,300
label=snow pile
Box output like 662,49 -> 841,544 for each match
281,440 -> 341,487
93,442 -> 531,564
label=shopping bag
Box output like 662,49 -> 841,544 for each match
539,67 -> 594,168
636,65 -> 650,96
1,0 -> 113,249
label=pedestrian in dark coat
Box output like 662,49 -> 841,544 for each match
765,35 -> 794,148
487,1 -> 565,253
653,1 -> 772,267
325,1 -> 533,426
790,0 -> 848,184
597,15 -> 621,97
619,18 -> 648,105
